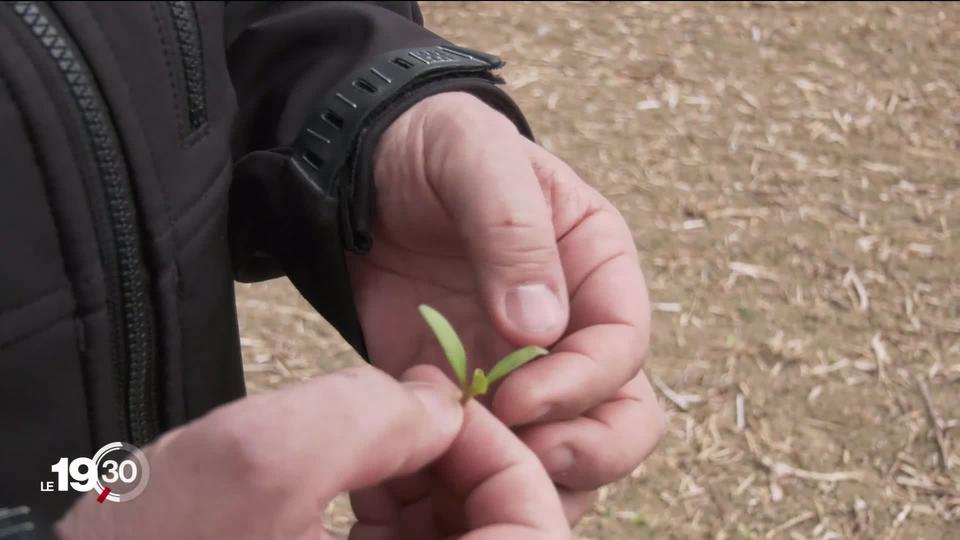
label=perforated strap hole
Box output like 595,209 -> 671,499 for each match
353,78 -> 377,94
302,151 -> 324,170
321,111 -> 344,130
392,57 -> 414,69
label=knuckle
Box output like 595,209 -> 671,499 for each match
537,161 -> 588,212
615,327 -> 648,382
634,318 -> 651,368
628,285 -> 653,368
393,393 -> 423,434
425,93 -> 517,144
327,368 -> 419,434
574,444 -> 633,488
490,210 -> 539,231
602,442 -> 638,480
478,217 -> 558,264
577,399 -> 666,486
551,178 -> 594,220
594,419 -> 663,482
200,408 -> 281,493
650,400 -> 668,445
537,164 -> 563,189
485,239 -> 559,271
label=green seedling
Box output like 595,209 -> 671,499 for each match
418,304 -> 547,404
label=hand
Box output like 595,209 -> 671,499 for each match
348,92 -> 666,521
351,365 -> 569,539
55,365 -> 566,539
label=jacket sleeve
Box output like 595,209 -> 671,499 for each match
223,1 -> 532,357
225,1 -> 530,157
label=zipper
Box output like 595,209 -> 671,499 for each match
166,1 -> 206,132
7,1 -> 158,446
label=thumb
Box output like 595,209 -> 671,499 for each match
277,365 -> 465,497
424,95 -> 569,346
184,366 -> 464,505
54,366 -> 464,540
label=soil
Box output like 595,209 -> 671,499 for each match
236,2 -> 960,538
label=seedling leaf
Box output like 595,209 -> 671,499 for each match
487,346 -> 548,385
418,305 -> 467,386
470,368 -> 488,396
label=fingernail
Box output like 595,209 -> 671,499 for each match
505,283 -> 562,334
542,445 -> 575,476
405,381 -> 463,430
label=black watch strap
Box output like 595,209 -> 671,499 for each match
288,44 -> 506,253
231,44 -> 521,360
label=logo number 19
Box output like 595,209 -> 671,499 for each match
50,457 -> 136,492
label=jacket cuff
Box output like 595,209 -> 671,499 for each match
226,3 -> 534,360
229,72 -> 532,361
345,75 -> 534,255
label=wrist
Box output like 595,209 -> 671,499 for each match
373,91 -> 520,189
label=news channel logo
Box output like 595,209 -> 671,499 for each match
43,442 -> 150,503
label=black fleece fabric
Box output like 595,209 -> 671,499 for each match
0,1 -> 528,524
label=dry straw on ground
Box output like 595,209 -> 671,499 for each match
236,2 -> 959,538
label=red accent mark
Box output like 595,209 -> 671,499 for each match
97,487 -> 111,503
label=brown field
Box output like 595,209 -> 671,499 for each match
236,2 -> 960,538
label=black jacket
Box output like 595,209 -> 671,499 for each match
0,0 -> 527,526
